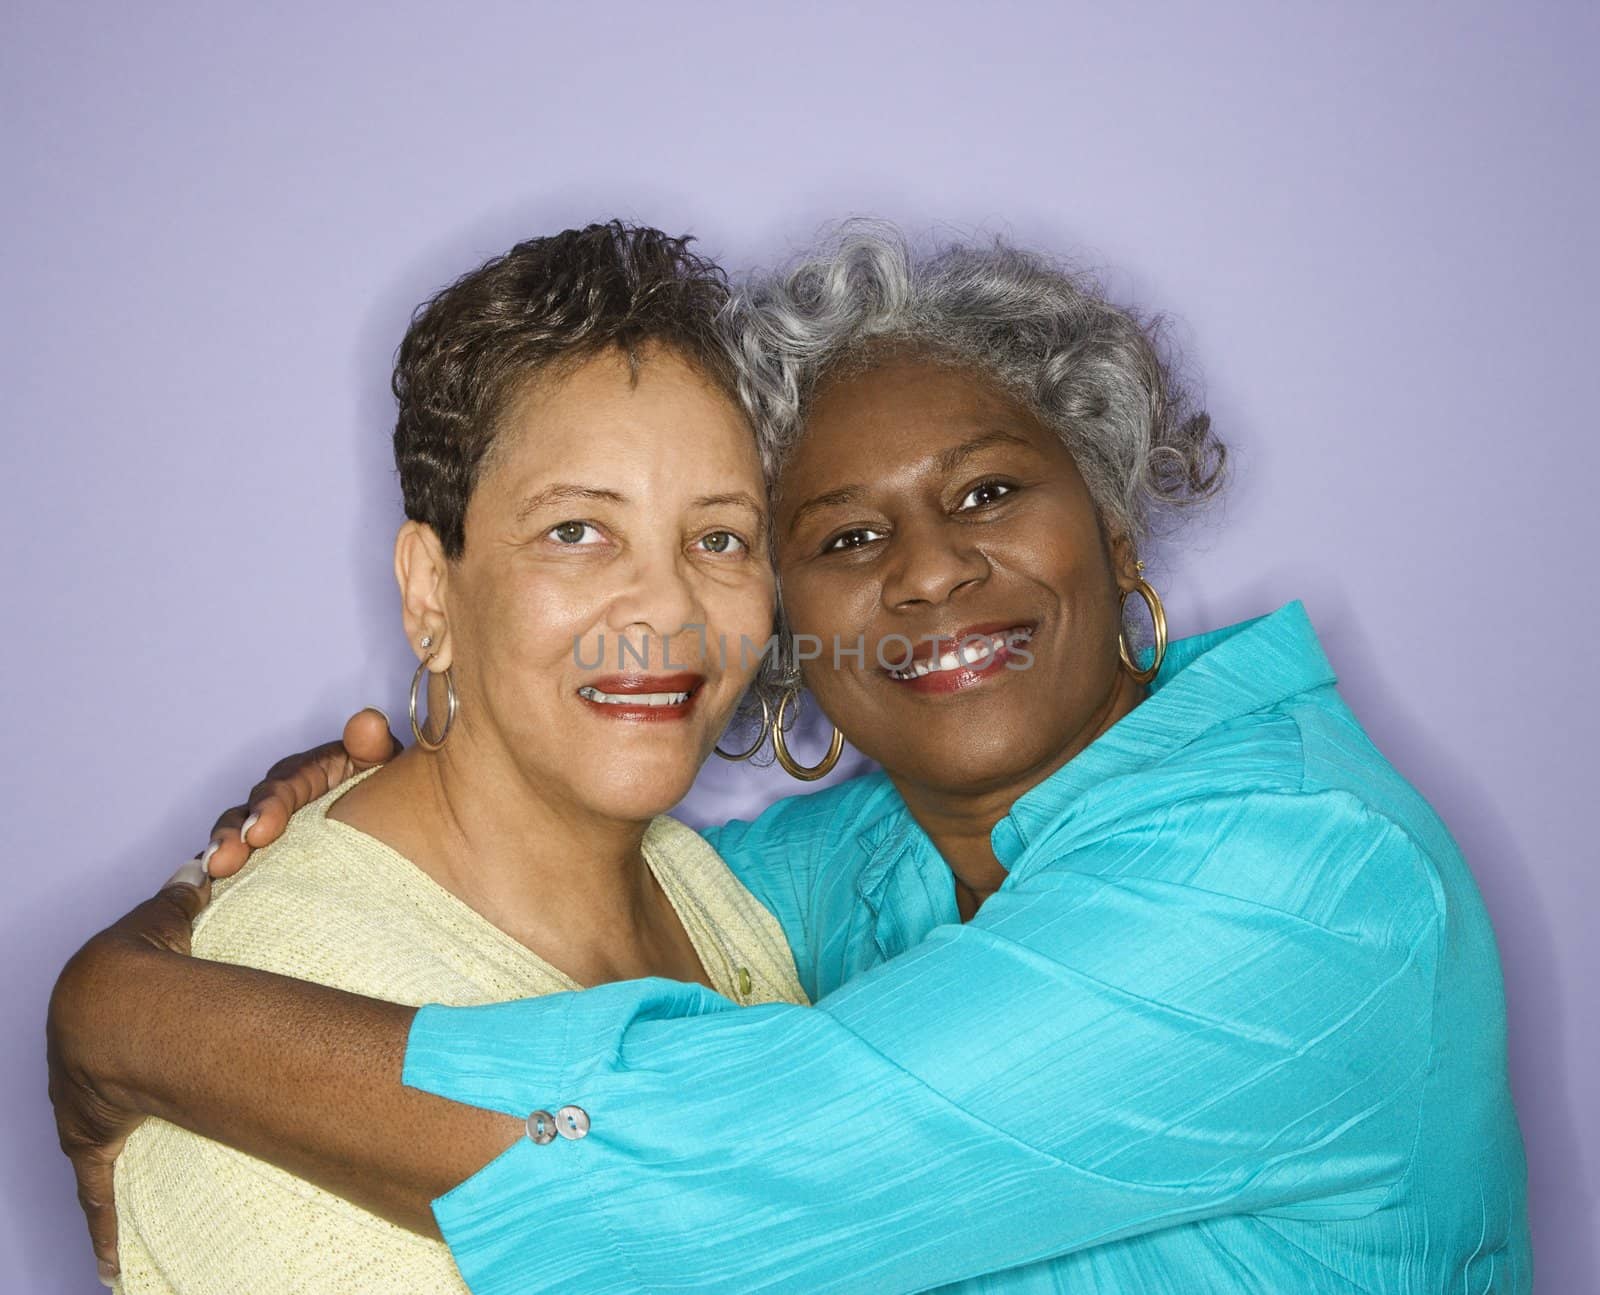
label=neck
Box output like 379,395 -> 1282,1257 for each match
332,718 -> 664,973
891,669 -> 1146,920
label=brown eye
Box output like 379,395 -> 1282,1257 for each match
957,481 -> 1016,510
822,527 -> 886,553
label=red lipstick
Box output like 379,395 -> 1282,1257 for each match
577,673 -> 704,722
882,623 -> 1035,696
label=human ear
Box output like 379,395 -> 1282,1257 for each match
1103,523 -> 1143,591
394,521 -> 454,671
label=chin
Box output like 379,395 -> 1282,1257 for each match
884,721 -> 1059,796
581,761 -> 703,823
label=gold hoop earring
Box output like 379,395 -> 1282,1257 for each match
771,690 -> 843,782
1118,568 -> 1168,684
714,694 -> 773,763
409,655 -> 458,751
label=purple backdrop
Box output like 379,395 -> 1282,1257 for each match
4,2 -> 1594,1288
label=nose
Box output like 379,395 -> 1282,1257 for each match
605,546 -> 705,669
880,516 -> 989,609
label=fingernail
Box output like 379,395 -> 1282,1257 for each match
239,813 -> 260,846
371,706 -> 392,731
199,840 -> 221,876
98,1259 -> 117,1286
165,857 -> 209,889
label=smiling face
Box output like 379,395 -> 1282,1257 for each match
407,345 -> 774,823
775,353 -> 1142,800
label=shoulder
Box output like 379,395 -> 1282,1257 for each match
645,815 -> 809,1004
1032,773 -> 1443,952
192,789 -> 431,984
701,770 -> 904,903
196,801 -> 349,936
645,813 -> 763,902
695,772 -> 904,992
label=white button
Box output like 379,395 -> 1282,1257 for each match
526,1110 -> 557,1145
555,1105 -> 590,1140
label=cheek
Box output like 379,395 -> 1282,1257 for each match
777,562 -> 870,642
460,568 -> 597,681
799,656 -> 855,720
711,577 -> 777,677
998,506 -> 1116,601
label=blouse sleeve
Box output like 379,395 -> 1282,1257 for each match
403,790 -> 1441,1294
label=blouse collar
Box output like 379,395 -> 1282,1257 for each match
853,600 -> 1340,931
992,599 -> 1337,867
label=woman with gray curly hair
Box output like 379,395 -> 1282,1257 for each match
51,223 -> 1529,1293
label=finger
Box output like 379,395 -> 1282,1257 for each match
259,739 -> 342,786
157,864 -> 212,915
255,736 -> 351,807
209,804 -> 248,838
238,761 -> 327,851
109,877 -> 210,954
206,717 -> 400,881
210,757 -> 332,877
344,707 -> 402,767
248,729 -> 380,835
209,734 -> 346,879
271,757 -> 331,828
73,1146 -> 122,1283
203,823 -> 249,879
163,856 -> 212,898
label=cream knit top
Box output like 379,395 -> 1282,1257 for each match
113,772 -> 809,1295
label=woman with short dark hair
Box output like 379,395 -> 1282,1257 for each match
98,222 -> 807,1294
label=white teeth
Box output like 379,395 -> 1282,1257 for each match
579,687 -> 691,706
888,629 -> 1032,681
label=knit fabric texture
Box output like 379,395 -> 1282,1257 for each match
113,770 -> 808,1294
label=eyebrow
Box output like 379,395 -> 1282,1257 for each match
692,490 -> 765,515
785,430 -> 1039,535
515,485 -> 765,522
514,484 -> 626,521
784,485 -> 868,537
936,430 -> 1038,473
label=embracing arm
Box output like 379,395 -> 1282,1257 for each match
397,791 -> 1441,1294
54,733 -> 1438,1292
49,887 -> 520,1250
47,710 -> 510,1281
52,706 -> 842,1281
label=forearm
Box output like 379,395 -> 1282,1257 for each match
71,940 -> 520,1234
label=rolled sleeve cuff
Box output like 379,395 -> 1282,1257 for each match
400,983 -> 735,1293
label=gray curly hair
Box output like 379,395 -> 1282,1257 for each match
719,220 -> 1227,751
728,220 -> 1225,551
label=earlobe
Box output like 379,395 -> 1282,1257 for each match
395,522 -> 453,668
1105,529 -> 1142,591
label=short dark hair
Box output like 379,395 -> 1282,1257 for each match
392,221 -> 739,558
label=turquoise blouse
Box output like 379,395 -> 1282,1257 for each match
404,602 -> 1531,1292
